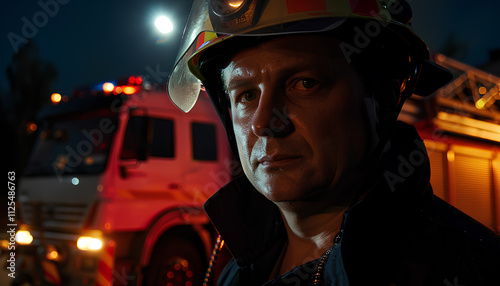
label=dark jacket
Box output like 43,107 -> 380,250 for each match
204,122 -> 500,285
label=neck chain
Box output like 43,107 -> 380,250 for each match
203,231 -> 343,286
203,235 -> 224,286
310,231 -> 342,286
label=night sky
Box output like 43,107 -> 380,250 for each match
1,0 -> 192,97
1,0 -> 499,103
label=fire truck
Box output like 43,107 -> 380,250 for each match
400,54 -> 500,234
11,77 -> 234,286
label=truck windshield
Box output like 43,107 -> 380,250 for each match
24,113 -> 118,176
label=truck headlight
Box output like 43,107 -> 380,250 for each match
16,230 -> 33,245
77,236 -> 102,251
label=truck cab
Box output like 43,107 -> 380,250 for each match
14,78 -> 234,285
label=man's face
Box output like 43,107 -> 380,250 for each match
222,35 -> 367,203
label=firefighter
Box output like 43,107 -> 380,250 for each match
167,0 -> 500,285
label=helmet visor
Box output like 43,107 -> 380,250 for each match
168,0 -> 359,112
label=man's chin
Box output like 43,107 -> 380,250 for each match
253,178 -> 305,200
254,179 -> 353,214
255,183 -> 320,207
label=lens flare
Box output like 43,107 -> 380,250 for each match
155,16 -> 173,34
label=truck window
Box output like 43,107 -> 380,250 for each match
150,118 -> 174,158
24,114 -> 118,176
121,116 -> 174,159
192,122 -> 217,161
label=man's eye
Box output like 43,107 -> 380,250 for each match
240,91 -> 257,102
295,79 -> 318,90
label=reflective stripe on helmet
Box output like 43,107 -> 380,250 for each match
196,31 -> 218,52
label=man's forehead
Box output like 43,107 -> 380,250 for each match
222,61 -> 256,90
221,35 -> 345,84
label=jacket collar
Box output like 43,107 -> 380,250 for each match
204,175 -> 286,267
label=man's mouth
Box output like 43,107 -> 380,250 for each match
258,154 -> 301,168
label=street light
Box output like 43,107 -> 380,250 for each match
155,15 -> 173,34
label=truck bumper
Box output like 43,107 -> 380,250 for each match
12,236 -> 118,286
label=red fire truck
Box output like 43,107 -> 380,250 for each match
400,54 -> 500,234
10,77 -> 235,286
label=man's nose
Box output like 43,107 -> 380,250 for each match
251,91 -> 294,138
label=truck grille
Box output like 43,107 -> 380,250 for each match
21,202 -> 89,229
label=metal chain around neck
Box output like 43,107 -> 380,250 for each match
204,231 -> 343,286
203,235 -> 224,286
310,231 -> 342,286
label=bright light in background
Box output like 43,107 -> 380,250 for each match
122,86 -> 137,95
155,16 -> 173,34
15,230 -> 33,245
51,93 -> 62,104
77,236 -> 103,251
478,86 -> 487,95
476,98 -> 486,109
102,82 -> 115,93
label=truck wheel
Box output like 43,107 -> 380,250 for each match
146,237 -> 205,286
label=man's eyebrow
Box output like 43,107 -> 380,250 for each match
222,66 -> 255,93
222,56 -> 346,92
225,77 -> 255,93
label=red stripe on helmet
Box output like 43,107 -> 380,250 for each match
286,0 -> 327,14
195,31 -> 208,51
349,0 -> 380,17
